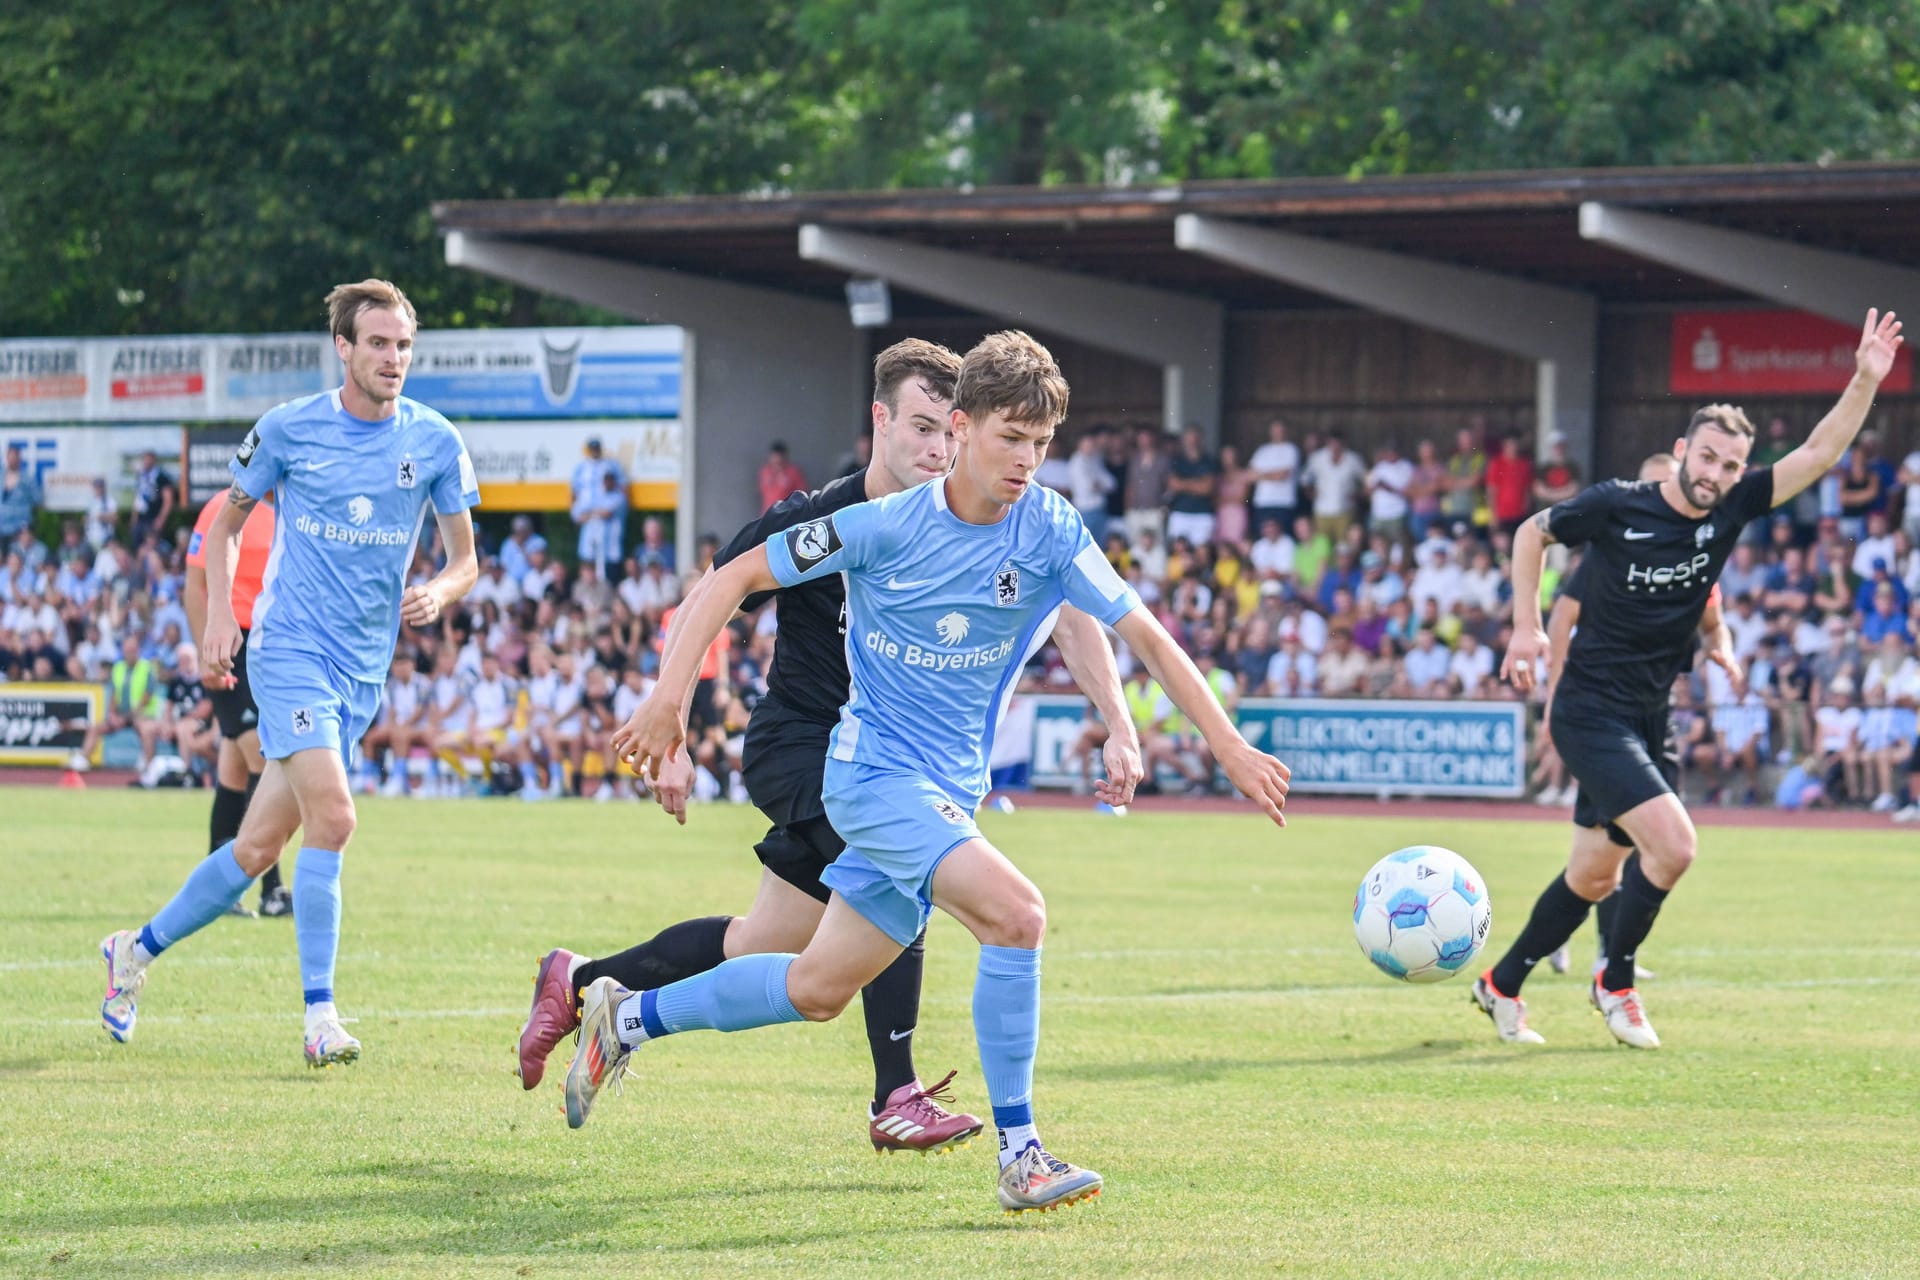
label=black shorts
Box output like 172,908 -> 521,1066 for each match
738,695 -> 844,904
687,677 -> 719,736
206,633 -> 259,741
1550,695 -> 1678,847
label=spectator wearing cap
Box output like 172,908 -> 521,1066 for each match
0,445 -> 41,541
758,441 -> 808,512
1356,549 -> 1405,610
1816,677 -> 1864,801
1266,631 -> 1317,697
520,536 -> 558,602
1861,575 -> 1912,645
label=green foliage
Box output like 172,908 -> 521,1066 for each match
2,0 -> 1917,339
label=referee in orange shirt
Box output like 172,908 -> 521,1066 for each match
183,486 -> 289,916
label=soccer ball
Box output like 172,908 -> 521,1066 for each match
1352,846 -> 1492,984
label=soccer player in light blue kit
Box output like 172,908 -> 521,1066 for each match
99,279 -> 480,1067
584,331 -> 1293,1214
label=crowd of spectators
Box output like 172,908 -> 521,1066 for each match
6,416 -> 1920,815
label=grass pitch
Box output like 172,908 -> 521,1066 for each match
2,789 -> 1916,1278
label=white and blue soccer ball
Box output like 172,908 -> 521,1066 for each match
1352,846 -> 1492,984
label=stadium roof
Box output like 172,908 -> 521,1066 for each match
433,161 -> 1920,315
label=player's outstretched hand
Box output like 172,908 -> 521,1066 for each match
1858,309 -> 1904,384
400,584 -> 443,628
1221,741 -> 1291,828
1502,625 -> 1548,693
1095,729 -> 1144,808
649,749 -> 696,826
201,614 -> 241,681
610,695 -> 686,784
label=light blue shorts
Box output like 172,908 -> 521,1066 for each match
249,639 -> 384,771
820,761 -> 982,946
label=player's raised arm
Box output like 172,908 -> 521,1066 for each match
1050,606 -> 1143,807
1771,309 -> 1904,504
401,508 -> 479,628
1111,608 -> 1291,826
612,546 -> 779,778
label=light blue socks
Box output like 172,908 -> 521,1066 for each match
293,847 -> 343,1006
618,953 -> 803,1048
140,841 -> 253,955
976,944 -> 1043,1165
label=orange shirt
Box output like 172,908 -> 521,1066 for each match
186,489 -> 276,630
659,604 -> 730,682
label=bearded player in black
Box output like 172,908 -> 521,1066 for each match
516,339 -> 1142,1149
1477,308 -> 1903,1049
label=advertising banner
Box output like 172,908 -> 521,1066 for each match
0,341 -> 89,422
0,682 -> 102,766
1008,694 -> 1526,798
1671,310 -> 1913,395
405,328 -> 682,419
209,334 -> 336,417
0,425 -> 183,513
458,420 -> 682,511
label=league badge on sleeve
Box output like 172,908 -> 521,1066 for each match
787,517 -> 842,571
235,427 -> 261,468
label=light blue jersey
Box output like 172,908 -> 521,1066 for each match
232,389 -> 480,684
766,477 -> 1141,806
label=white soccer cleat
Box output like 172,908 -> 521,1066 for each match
997,1143 -> 1103,1214
1470,971 -> 1545,1045
1590,980 -> 1661,1049
99,930 -> 148,1043
304,1013 -> 362,1068
565,976 -> 635,1129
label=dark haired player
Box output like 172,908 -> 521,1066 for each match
518,339 -> 1144,1156
1479,309 -> 1903,1048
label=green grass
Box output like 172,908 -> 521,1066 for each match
2,791 -> 1917,1278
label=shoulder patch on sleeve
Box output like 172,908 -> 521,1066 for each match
235,426 -> 261,468
785,516 -> 842,571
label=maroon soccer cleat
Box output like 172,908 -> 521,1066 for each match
868,1070 -> 985,1154
517,948 -> 581,1090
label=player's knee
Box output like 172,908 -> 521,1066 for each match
785,972 -> 855,1023
303,800 -> 357,851
978,888 -> 1047,949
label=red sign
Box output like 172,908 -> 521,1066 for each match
1670,310 -> 1911,395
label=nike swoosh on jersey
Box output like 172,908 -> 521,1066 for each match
884,575 -> 935,590
1623,529 -> 1655,540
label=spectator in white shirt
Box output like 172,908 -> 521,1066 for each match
1067,428 -> 1116,546
1247,419 -> 1301,533
1403,627 -> 1452,695
1265,633 -> 1318,697
1448,631 -> 1495,697
1457,546 -> 1503,615
1410,540 -> 1464,617
1304,435 -> 1367,543
1852,510 -> 1899,582
84,477 -> 118,550
519,537 -> 560,602
469,558 -> 525,611
1365,444 -> 1414,543
1248,517 -> 1295,580
1815,677 -> 1864,802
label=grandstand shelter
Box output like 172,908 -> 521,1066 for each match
436,162 -> 1920,546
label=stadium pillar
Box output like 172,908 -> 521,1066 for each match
443,232 -> 858,570
797,225 -> 1224,441
1172,214 -> 1597,472
1579,203 -> 1920,327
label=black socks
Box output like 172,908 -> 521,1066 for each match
574,915 -> 733,1004
1600,858 -> 1669,993
1490,874 -> 1596,998
862,929 -> 926,1109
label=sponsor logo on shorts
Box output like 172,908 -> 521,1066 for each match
291,707 -> 314,736
929,797 -> 969,825
786,517 -> 841,571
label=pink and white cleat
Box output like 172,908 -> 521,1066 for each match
518,948 -> 582,1090
868,1071 -> 985,1154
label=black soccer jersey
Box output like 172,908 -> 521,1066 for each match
713,470 -> 868,725
1547,468 -> 1773,712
